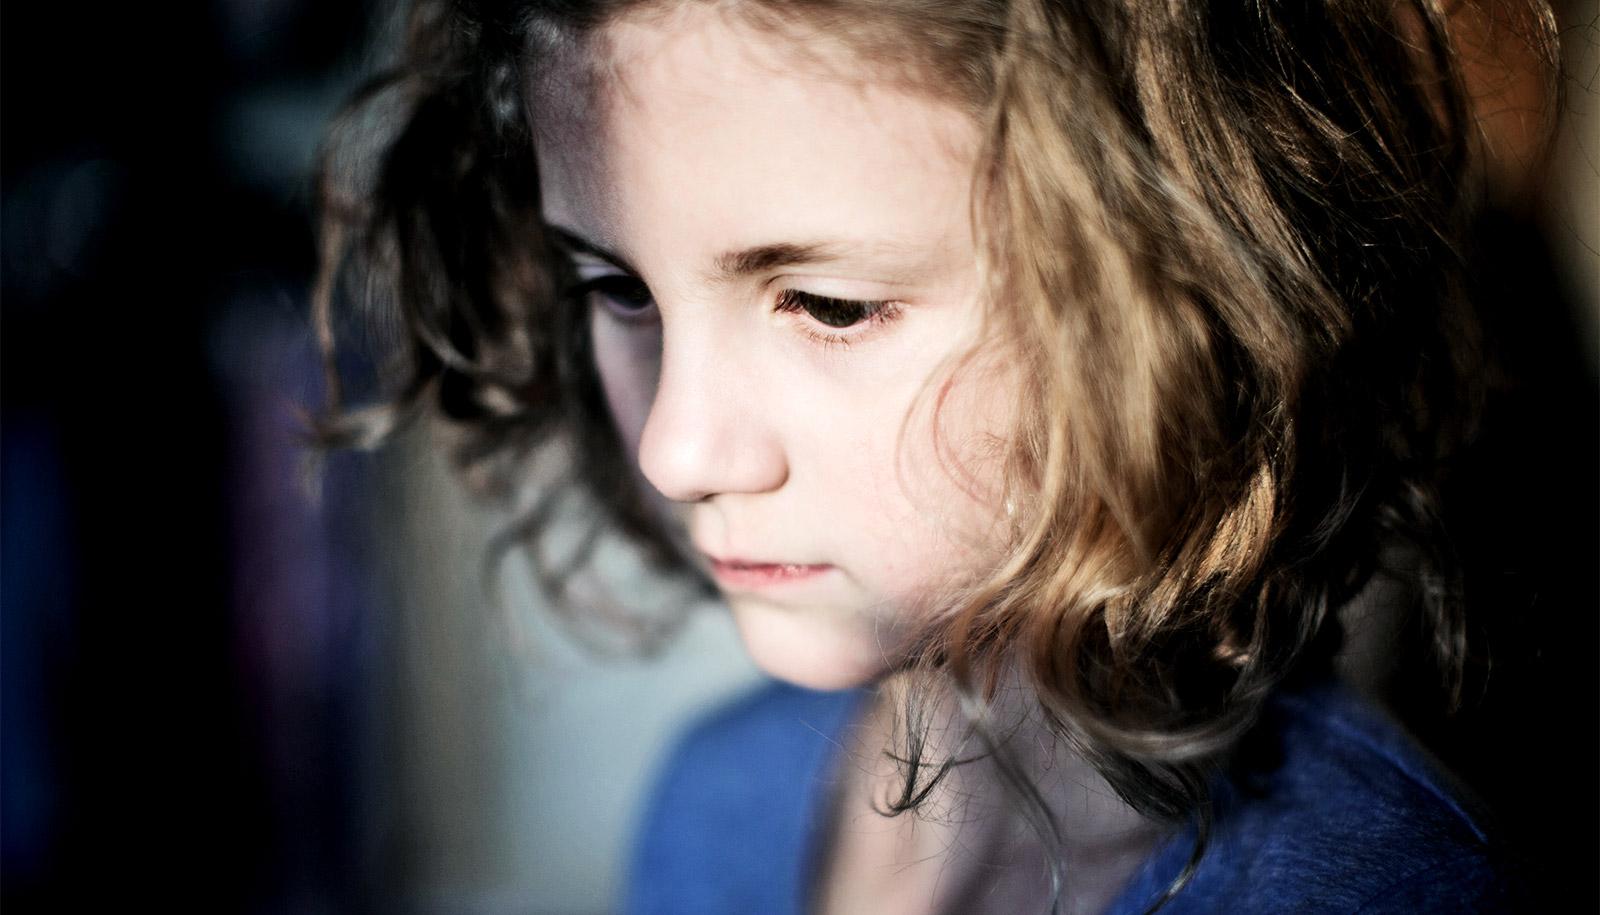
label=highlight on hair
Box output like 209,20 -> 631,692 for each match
308,0 -> 1560,909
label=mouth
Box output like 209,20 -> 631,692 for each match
705,555 -> 834,590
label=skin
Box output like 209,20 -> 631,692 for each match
532,5 -> 1020,691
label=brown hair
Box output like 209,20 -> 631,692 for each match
311,0 -> 1560,904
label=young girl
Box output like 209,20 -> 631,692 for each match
313,0 -> 1560,911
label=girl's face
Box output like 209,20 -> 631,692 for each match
535,7 -> 1019,689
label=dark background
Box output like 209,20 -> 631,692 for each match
3,2 -> 392,910
2,1 -> 1596,912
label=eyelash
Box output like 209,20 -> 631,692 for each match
772,288 -> 903,350
565,270 -> 904,350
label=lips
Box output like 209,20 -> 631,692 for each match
705,555 -> 834,590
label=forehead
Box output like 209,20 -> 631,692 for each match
528,5 -> 981,264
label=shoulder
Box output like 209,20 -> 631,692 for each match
624,680 -> 864,915
1111,682 -> 1526,914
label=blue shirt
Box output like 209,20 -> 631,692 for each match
625,679 -> 1521,913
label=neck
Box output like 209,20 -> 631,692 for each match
820,669 -> 1166,915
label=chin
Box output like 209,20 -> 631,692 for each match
727,598 -> 892,692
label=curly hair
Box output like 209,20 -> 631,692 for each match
310,0 -> 1559,907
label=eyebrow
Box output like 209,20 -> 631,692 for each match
709,242 -> 837,282
549,223 -> 913,285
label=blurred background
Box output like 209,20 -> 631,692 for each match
0,3 -> 761,912
1,1 -> 1597,913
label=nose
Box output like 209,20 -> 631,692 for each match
635,321 -> 789,503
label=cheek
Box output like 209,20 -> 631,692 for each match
838,347 -> 1021,609
590,306 -> 661,465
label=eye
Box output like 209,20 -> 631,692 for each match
774,289 -> 898,329
568,272 -> 655,322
